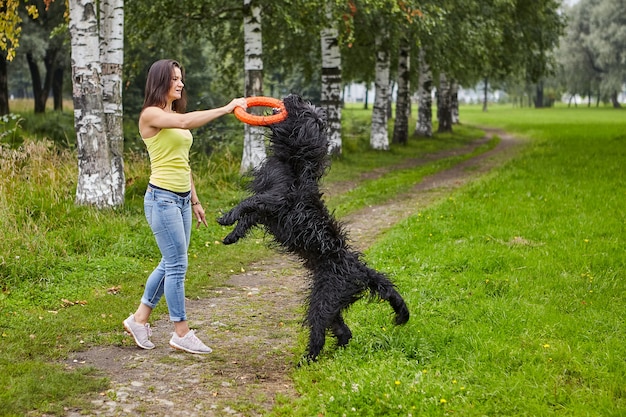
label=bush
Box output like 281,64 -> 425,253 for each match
0,113 -> 26,147
19,111 -> 76,147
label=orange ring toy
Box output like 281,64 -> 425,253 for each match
234,96 -> 287,126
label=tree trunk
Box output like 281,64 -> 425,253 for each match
320,6 -> 342,155
370,32 -> 390,150
406,92 -> 412,120
482,76 -> 489,112
70,0 -> 119,208
437,73 -> 452,133
363,84 -> 369,110
26,52 -> 46,113
0,52 -> 8,115
451,79 -> 459,124
610,91 -> 621,108
414,48 -> 432,137
52,66 -> 64,111
42,49 -> 57,110
387,80 -> 394,119
99,0 -> 125,206
241,0 -> 266,173
535,81 -> 544,108
26,47 -> 59,114
392,39 -> 410,145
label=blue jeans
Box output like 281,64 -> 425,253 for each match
141,186 -> 192,322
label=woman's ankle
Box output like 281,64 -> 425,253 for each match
174,321 -> 190,337
133,303 -> 152,325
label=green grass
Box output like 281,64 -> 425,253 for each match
0,104 -> 485,415
274,104 -> 626,416
328,123 -> 497,217
1,102 -> 624,415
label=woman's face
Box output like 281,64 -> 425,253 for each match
168,67 -> 184,102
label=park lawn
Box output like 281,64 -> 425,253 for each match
1,103 -> 623,415
275,105 -> 626,416
0,105 -> 487,415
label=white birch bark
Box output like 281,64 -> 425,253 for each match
392,39 -> 410,144
370,33 -> 390,150
450,79 -> 459,124
100,0 -> 125,206
437,72 -> 453,133
70,0 -> 119,208
241,0 -> 266,173
415,48 -> 432,137
320,7 -> 342,155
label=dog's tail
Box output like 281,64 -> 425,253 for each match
368,270 -> 410,325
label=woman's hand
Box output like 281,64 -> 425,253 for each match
225,97 -> 248,113
192,203 -> 208,229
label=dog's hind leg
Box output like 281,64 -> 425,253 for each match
304,306 -> 327,361
330,313 -> 352,347
367,270 -> 410,325
304,282 -> 344,361
304,318 -> 326,362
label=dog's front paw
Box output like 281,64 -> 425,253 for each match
222,232 -> 240,245
217,213 -> 235,226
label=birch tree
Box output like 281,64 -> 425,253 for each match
241,0 -> 266,173
100,0 -> 125,203
69,0 -> 125,207
320,4 -> 342,155
392,37 -> 410,145
414,48 -> 432,137
436,72 -> 452,133
450,79 -> 459,124
370,31 -> 390,150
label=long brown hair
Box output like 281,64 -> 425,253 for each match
141,59 -> 187,113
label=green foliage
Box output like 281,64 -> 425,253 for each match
0,113 -> 25,147
557,0 -> 626,103
0,109 -> 75,148
19,111 -> 76,146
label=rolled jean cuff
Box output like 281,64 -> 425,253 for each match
169,315 -> 187,322
140,297 -> 158,310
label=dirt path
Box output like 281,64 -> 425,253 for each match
63,128 -> 522,417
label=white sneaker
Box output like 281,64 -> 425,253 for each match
123,314 -> 155,350
169,330 -> 212,354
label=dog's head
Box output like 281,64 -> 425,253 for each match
268,94 -> 329,179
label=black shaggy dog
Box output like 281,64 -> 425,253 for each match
218,94 -> 409,361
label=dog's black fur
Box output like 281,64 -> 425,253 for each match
218,94 -> 409,361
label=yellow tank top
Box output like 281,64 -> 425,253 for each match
142,128 -> 193,193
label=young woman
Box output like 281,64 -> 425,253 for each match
123,59 -> 247,354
